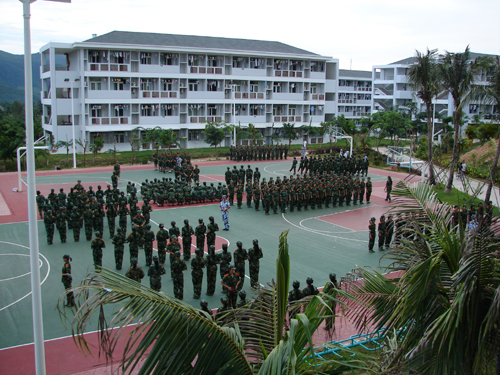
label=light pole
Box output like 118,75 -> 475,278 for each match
65,78 -> 80,168
21,1 -> 71,374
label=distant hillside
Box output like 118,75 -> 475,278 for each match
0,50 -> 41,104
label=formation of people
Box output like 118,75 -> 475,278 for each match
367,200 -> 494,252
229,144 -> 289,161
224,164 -> 374,215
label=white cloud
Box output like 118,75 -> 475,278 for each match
0,0 -> 499,69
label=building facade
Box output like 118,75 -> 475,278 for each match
337,69 -> 372,123
372,54 -> 498,131
40,31 -> 339,151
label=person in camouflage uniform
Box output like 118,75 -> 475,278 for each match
191,248 -> 205,299
206,245 -> 219,296
221,266 -> 241,308
171,251 -> 187,300
69,206 -> 82,242
236,183 -> 244,209
106,202 -> 117,237
181,219 -> 194,261
127,227 -> 141,263
83,206 -> 94,241
218,243 -> 232,293
36,191 -> 45,219
365,177 -> 372,203
200,300 -> 213,321
206,216 -> 219,249
323,273 -> 340,330
378,215 -> 386,251
148,255 -> 166,291
112,227 -> 126,270
368,217 -> 376,253
302,277 -> 319,297
237,290 -> 248,308
118,203 -> 129,234
215,296 -> 233,321
91,231 -> 106,272
55,207 -> 67,243
156,223 -> 168,265
143,224 -> 155,267
126,258 -> 145,283
248,239 -> 263,289
44,210 -> 55,245
167,235 -> 182,279
195,218 -> 206,252
288,280 -> 303,320
61,255 -> 75,307
233,242 -> 248,291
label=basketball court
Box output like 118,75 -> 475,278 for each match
0,158 -> 411,374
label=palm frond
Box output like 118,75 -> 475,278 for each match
58,268 -> 252,375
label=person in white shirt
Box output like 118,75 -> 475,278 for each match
301,139 -> 307,158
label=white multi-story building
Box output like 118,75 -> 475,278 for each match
337,69 -> 372,123
40,31 -> 339,151
372,54 -> 498,129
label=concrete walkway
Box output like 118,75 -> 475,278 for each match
378,146 -> 500,206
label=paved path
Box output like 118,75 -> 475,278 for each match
378,146 -> 500,205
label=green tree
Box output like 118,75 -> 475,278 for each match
76,138 -> 89,167
438,46 -> 486,193
58,231 -> 368,375
0,115 -> 24,168
236,123 -> 263,145
55,139 -> 73,164
373,109 -> 410,145
407,48 -> 440,184
337,114 -> 357,136
476,56 -> 500,204
280,123 -> 298,147
89,137 -> 104,163
202,120 -> 231,157
348,181 -> 500,374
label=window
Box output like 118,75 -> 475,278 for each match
289,106 -> 296,116
160,53 -> 178,66
188,54 -> 205,67
162,79 -> 173,91
250,82 -> 259,93
310,61 -> 324,72
91,105 -> 102,117
89,78 -> 103,90
208,104 -> 218,116
188,104 -> 203,116
233,57 -> 246,68
274,59 -> 288,70
112,78 -> 126,91
161,104 -> 177,116
188,130 -> 201,141
310,83 -> 317,94
140,53 -> 152,65
141,105 -> 158,116
207,55 -> 221,67
250,104 -> 264,116
289,83 -> 298,93
116,133 -> 125,143
189,80 -> 199,91
273,82 -> 283,93
273,105 -> 286,116
110,51 -> 127,64
141,79 -> 156,91
290,60 -> 303,71
250,58 -> 264,69
207,80 -> 218,92
88,50 -> 106,63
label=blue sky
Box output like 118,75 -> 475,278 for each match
1,0 -> 499,70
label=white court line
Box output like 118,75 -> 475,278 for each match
299,217 -> 354,234
0,241 -> 50,312
0,254 -> 42,282
282,213 -> 368,243
201,175 -> 224,181
263,164 -> 287,176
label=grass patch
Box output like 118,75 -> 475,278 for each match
433,183 -> 499,214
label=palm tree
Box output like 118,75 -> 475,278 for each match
347,180 -> 500,374
406,48 -> 440,185
476,56 -> 500,204
438,46 -> 484,194
59,231 -> 368,374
